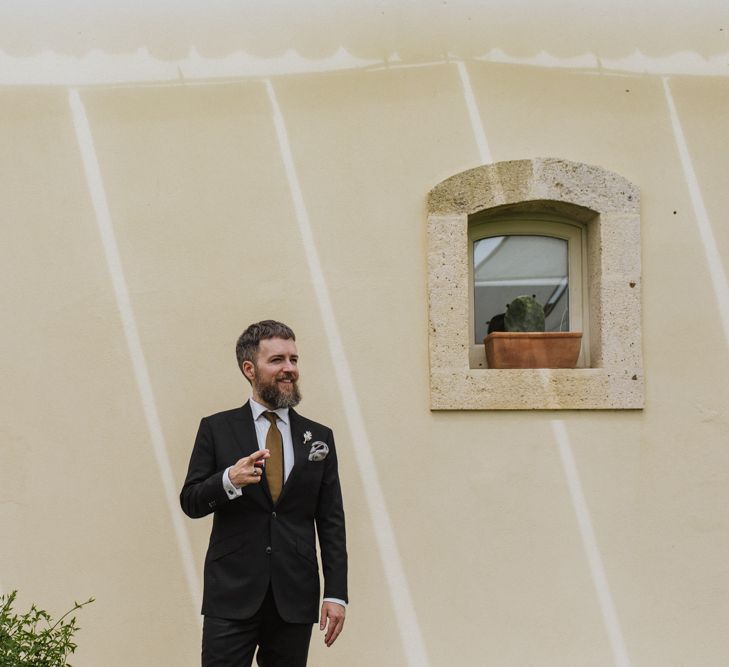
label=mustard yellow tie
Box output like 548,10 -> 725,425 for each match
263,412 -> 283,503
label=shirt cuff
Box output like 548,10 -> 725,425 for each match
222,467 -> 242,499
323,597 -> 347,607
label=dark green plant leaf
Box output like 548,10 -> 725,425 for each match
0,591 -> 93,667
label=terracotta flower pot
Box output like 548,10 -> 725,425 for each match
484,331 -> 583,369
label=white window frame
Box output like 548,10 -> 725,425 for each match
467,214 -> 590,369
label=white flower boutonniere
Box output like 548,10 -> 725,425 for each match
303,431 -> 312,444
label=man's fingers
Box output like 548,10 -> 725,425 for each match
325,615 -> 344,647
229,450 -> 271,486
320,603 -> 345,647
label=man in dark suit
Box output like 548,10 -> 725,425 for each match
180,320 -> 348,666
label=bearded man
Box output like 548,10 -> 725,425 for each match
180,320 -> 348,667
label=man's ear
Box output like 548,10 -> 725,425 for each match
242,360 -> 255,383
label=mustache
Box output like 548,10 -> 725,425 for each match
276,372 -> 297,381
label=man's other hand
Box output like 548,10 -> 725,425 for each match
319,601 -> 345,647
228,449 -> 270,487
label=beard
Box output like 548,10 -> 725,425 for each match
255,373 -> 302,409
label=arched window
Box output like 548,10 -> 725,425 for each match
468,212 -> 588,368
426,158 -> 643,410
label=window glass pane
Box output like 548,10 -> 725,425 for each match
474,235 -> 569,343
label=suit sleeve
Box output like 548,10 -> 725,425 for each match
315,431 -> 348,603
179,417 -> 231,519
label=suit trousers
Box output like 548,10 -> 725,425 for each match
201,587 -> 313,667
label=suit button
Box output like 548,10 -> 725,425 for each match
272,512 -> 277,519
266,546 -> 272,555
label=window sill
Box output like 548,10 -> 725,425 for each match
430,367 -> 643,410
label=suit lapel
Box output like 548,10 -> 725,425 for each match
228,401 -> 273,507
276,408 -> 307,506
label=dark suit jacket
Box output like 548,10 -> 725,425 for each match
180,402 -> 347,624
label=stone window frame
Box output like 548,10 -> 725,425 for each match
426,158 -> 643,410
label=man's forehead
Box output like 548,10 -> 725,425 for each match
258,337 -> 298,356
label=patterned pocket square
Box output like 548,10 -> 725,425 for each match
308,441 -> 329,461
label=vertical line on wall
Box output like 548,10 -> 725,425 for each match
552,421 -> 631,667
264,79 -> 429,667
456,61 -> 493,164
662,77 -> 729,351
68,88 -> 202,624
456,63 -> 630,665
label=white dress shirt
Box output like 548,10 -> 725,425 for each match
222,398 -> 346,608
223,398 -> 294,498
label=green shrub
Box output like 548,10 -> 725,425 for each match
0,590 -> 94,666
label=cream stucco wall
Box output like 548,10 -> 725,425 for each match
2,2 -> 729,666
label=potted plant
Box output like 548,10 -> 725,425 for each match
484,295 -> 582,369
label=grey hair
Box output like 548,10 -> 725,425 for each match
235,320 -> 296,370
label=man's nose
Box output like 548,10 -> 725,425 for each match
282,358 -> 296,372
